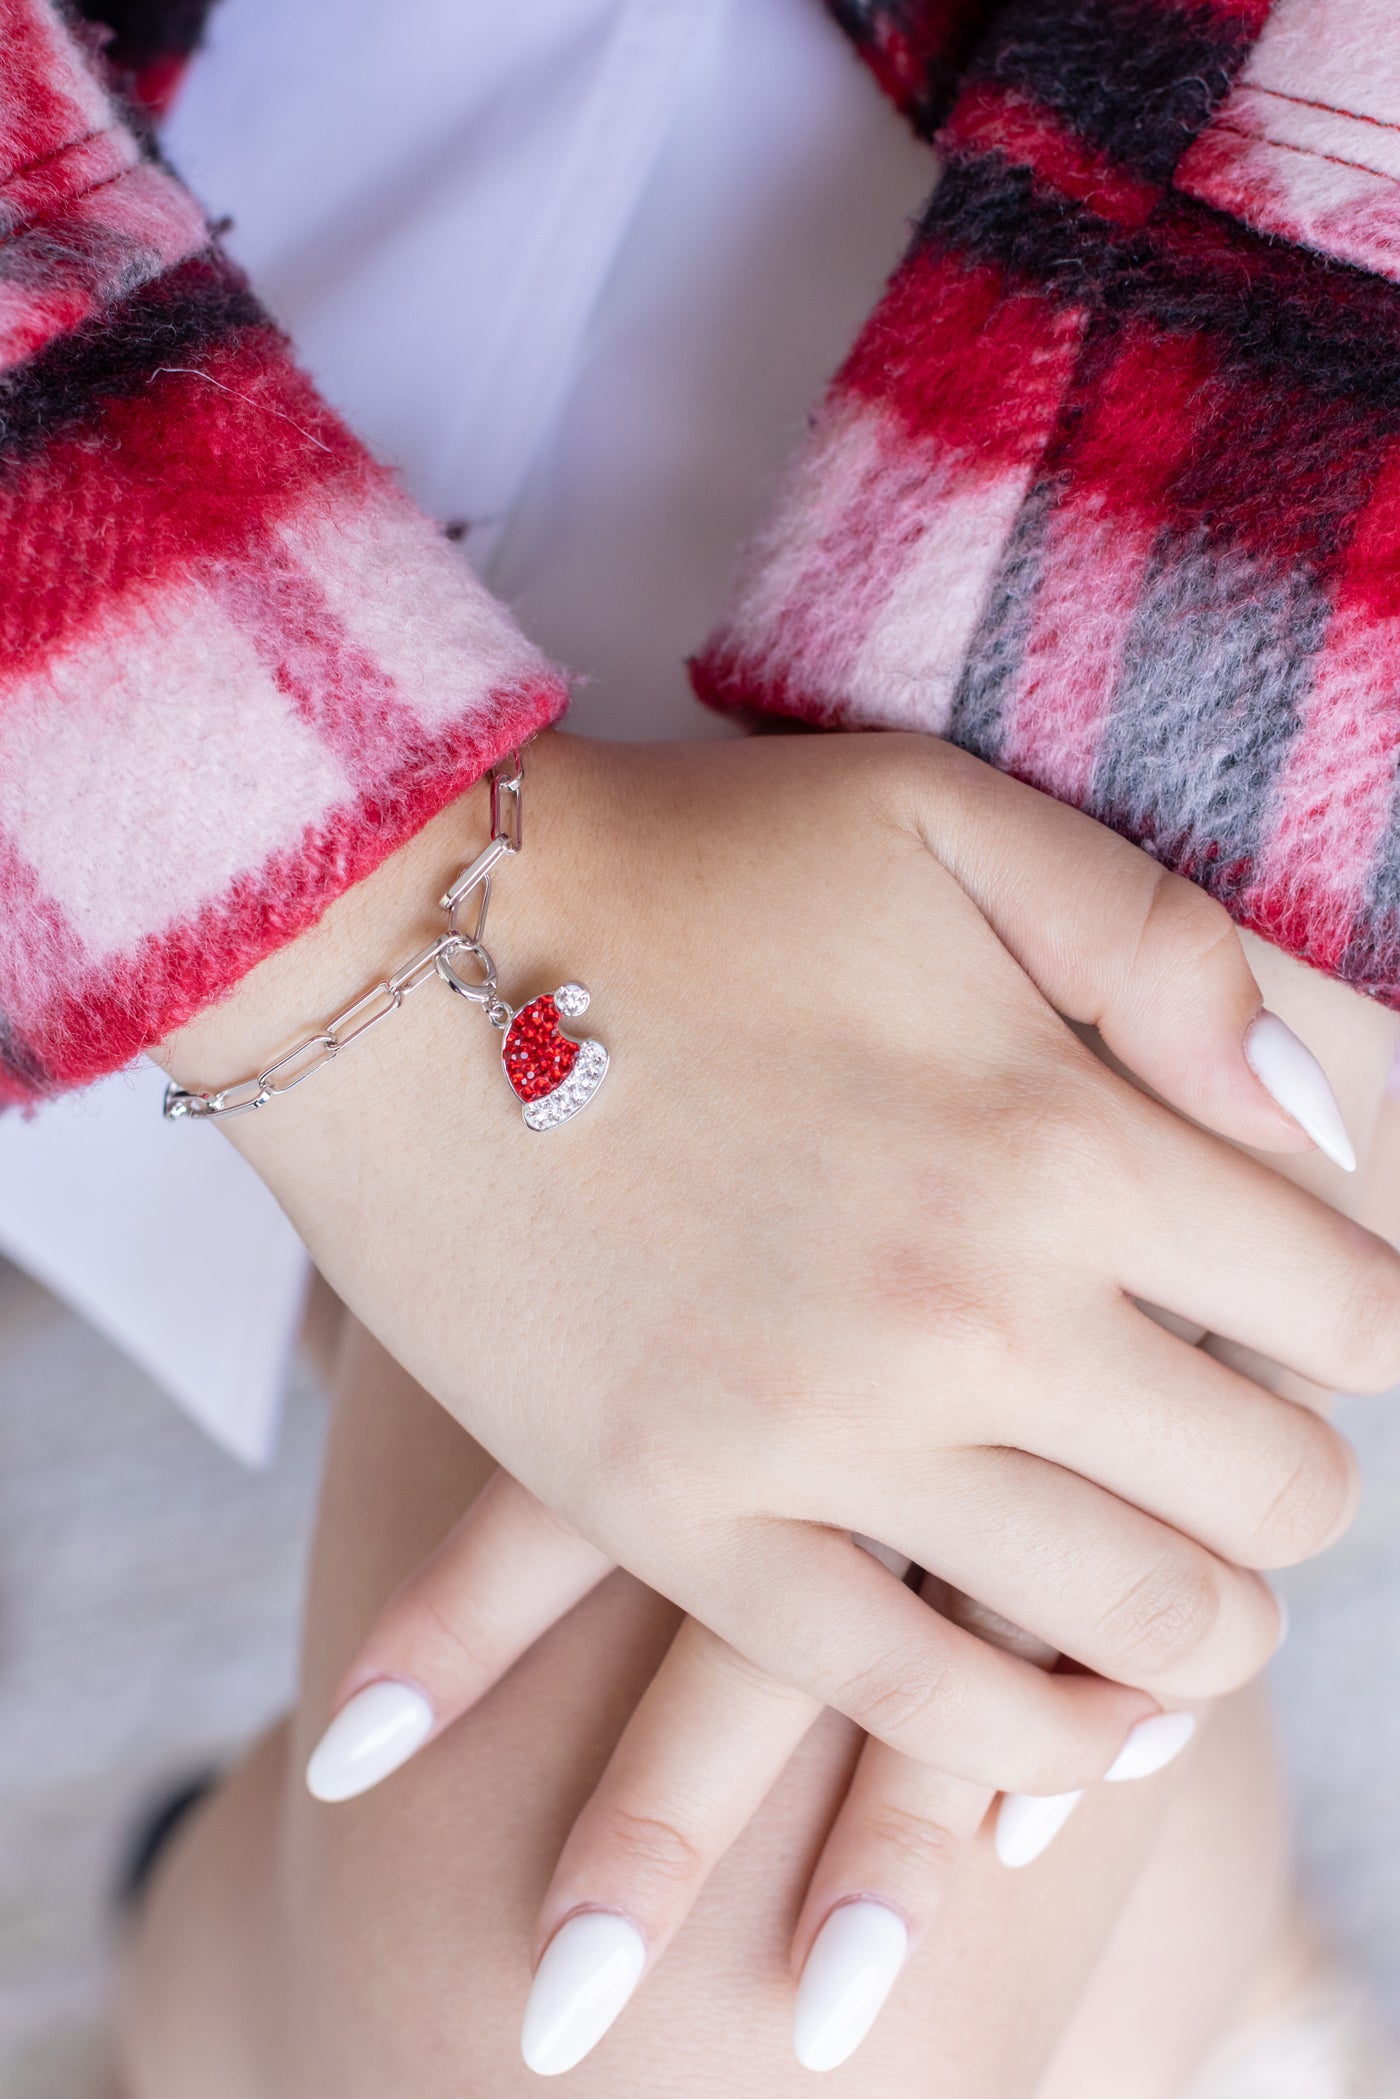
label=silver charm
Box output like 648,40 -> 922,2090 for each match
161,754 -> 612,1135
502,982 -> 610,1131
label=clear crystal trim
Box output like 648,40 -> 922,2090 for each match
522,1040 -> 608,1131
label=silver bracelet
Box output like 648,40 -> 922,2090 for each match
162,751 -> 610,1133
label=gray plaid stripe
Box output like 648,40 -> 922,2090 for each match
1087,530 -> 1329,901
947,476 -> 1061,766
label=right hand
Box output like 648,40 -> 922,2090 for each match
161,730 -> 1399,1794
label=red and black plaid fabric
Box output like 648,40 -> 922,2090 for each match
826,0 -> 999,135
73,0 -> 213,117
699,0 -> 1400,1008
0,0 -> 566,1107
6,0 -> 1400,1109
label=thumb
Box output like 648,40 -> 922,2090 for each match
921,745 -> 1355,1171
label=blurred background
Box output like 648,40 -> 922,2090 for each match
2,1253 -> 1399,2096
0,1258 -> 324,2096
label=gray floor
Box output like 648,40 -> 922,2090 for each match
1,1257 -> 1398,2095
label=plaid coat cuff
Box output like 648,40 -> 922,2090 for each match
0,0 -> 567,1109
698,0 -> 1400,1011
829,0 -> 1001,137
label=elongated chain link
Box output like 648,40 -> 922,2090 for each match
163,754 -> 525,1122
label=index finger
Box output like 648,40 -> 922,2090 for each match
913,742 -> 1351,1166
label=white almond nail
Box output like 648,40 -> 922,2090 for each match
521,1912 -> 647,2076
1104,1710 -> 1197,1782
995,1789 -> 1083,1868
1244,1012 -> 1356,1172
305,1681 -> 434,1803
794,1900 -> 909,2072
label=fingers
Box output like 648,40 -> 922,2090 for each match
1103,1095 -> 1400,1394
865,1445 -> 1284,1700
518,1586 -> 1165,2077
788,1562 -> 1200,2072
993,1305 -> 1359,1576
993,1703 -> 1199,1868
306,1469 -> 612,1802
521,1615 -> 820,2072
696,1523 -> 1152,1792
301,1444 -> 1206,1809
789,1566 -> 1199,2071
916,740 -> 1354,1167
789,1744 -> 988,2070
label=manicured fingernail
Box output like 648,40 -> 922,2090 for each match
1104,1710 -> 1196,1782
1245,1013 -> 1356,1172
521,1912 -> 647,2076
995,1789 -> 1083,1868
305,1681 -> 434,1803
794,1900 -> 909,2072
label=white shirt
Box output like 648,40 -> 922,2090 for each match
0,0 -> 930,1459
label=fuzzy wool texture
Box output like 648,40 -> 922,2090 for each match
0,0 -> 568,1107
15,0 -> 1400,1093
697,0 -> 1400,1012
828,0 -> 998,136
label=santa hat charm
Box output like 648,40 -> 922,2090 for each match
501,983 -> 609,1131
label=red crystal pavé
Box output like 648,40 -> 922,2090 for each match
503,995 -> 579,1103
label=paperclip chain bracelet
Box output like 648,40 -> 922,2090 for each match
162,752 -> 610,1134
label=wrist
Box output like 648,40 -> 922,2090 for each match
155,727 -> 582,1094
150,729 -> 640,1299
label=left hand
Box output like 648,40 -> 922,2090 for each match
302,1462 -> 1201,2076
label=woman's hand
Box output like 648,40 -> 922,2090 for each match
304,1468 -> 1191,2073
162,731 -> 1396,1789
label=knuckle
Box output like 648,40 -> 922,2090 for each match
834,1649 -> 952,1752
882,727 -> 962,817
414,1590 -> 496,1683
1334,1243 -> 1400,1393
1251,1422 -> 1359,1566
588,1423 -> 721,1547
859,1802 -> 964,1881
869,1235 -> 1018,1357
1008,1082 -> 1118,1212
692,1630 -> 812,1718
590,1804 -> 708,1892
1096,1559 -> 1222,1679
1150,868 -> 1234,961
1138,869 -> 1237,979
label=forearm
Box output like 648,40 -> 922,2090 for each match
153,729 -> 628,1469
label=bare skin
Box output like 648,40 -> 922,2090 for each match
113,1330 -> 1276,2099
106,1333 -> 1309,2099
157,733 -> 1400,1802
117,935 -> 1397,2099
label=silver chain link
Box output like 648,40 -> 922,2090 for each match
163,753 -> 525,1122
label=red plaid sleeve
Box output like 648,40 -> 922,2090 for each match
698,0 -> 1400,1012
828,0 -> 1002,136
0,0 -> 567,1108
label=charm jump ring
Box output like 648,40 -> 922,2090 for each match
436,937 -> 499,1005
